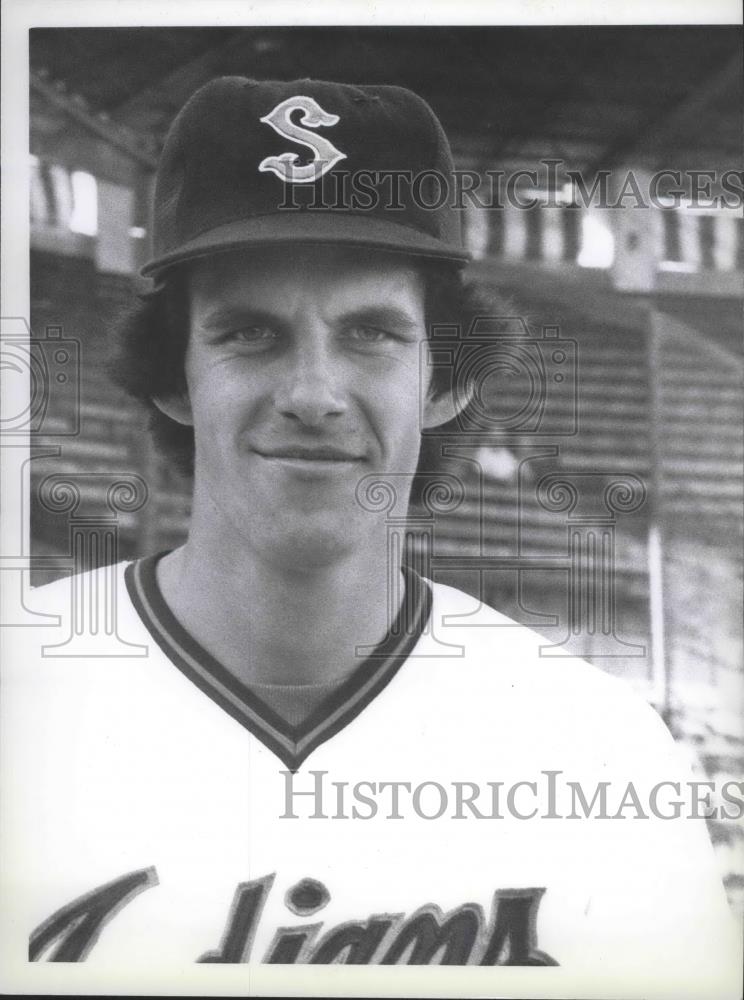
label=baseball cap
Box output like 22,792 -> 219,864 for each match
141,76 -> 470,277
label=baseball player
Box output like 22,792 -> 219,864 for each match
3,78 -> 739,997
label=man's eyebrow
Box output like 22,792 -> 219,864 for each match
337,306 -> 421,331
197,304 -> 422,333
197,306 -> 287,331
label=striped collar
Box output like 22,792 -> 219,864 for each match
124,554 -> 431,772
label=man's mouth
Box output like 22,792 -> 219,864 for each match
252,446 -> 366,464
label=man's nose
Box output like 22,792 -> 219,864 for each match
273,343 -> 347,426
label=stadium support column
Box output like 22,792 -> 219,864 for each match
95,180 -> 135,276
608,165 -> 670,718
645,311 -> 671,722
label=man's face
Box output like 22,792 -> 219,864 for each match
181,246 -> 431,569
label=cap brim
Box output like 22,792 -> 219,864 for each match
140,212 -> 470,277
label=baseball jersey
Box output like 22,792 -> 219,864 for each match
2,555 -> 739,997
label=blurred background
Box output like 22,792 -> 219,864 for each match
26,26 -> 742,911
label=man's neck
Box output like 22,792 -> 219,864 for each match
155,532 -> 405,689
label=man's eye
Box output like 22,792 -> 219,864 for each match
346,326 -> 392,344
232,326 -> 276,343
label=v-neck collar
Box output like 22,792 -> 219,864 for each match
124,554 -> 431,772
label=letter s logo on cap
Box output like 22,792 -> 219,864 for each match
258,96 -> 347,184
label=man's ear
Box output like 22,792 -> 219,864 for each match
421,384 -> 472,430
152,391 -> 194,427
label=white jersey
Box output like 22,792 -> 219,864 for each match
1,556 -> 739,997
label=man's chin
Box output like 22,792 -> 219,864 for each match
252,517 -> 361,573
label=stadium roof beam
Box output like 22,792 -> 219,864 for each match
31,71 -> 157,170
585,54 -> 742,174
106,29 -> 255,135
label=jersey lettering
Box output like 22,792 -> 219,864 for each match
28,867 -> 159,962
31,870 -> 557,965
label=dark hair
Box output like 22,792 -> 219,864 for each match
109,254 -> 506,477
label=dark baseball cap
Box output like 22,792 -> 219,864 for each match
141,76 -> 470,277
